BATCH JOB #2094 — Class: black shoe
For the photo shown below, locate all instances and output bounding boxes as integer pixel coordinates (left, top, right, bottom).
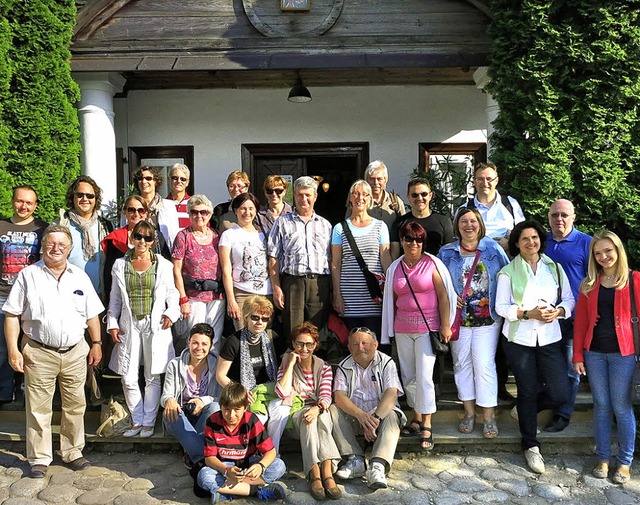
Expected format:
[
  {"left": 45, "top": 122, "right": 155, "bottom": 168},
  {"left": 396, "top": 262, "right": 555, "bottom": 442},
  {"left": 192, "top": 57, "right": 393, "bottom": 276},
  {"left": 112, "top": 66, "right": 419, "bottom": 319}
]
[
  {"left": 498, "top": 389, "right": 516, "bottom": 402},
  {"left": 543, "top": 415, "right": 570, "bottom": 433}
]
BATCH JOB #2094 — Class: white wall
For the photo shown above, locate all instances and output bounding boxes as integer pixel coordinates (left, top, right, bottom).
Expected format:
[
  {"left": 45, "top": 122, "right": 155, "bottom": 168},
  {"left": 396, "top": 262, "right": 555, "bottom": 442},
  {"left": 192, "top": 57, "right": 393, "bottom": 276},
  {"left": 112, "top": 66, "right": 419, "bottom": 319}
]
[{"left": 116, "top": 85, "right": 487, "bottom": 204}]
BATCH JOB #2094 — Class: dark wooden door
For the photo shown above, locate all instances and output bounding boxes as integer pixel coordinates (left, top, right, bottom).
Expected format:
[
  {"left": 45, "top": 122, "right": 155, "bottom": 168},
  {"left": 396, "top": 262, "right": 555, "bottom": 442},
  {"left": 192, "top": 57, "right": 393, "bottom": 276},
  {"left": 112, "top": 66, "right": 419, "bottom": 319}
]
[{"left": 254, "top": 157, "right": 306, "bottom": 207}]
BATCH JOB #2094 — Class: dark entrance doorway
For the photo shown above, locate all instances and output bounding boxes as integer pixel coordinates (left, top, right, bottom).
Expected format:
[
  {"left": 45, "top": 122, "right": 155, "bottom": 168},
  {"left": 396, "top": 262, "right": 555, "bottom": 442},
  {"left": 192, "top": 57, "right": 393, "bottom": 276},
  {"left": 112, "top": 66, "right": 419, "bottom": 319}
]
[{"left": 241, "top": 143, "right": 369, "bottom": 226}]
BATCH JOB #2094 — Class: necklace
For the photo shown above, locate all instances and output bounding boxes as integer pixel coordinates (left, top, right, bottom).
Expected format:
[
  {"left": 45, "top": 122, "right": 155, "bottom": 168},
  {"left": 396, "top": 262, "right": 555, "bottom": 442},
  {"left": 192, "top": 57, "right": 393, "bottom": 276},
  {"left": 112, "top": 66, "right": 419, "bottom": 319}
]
[
  {"left": 460, "top": 243, "right": 478, "bottom": 253},
  {"left": 404, "top": 256, "right": 420, "bottom": 268}
]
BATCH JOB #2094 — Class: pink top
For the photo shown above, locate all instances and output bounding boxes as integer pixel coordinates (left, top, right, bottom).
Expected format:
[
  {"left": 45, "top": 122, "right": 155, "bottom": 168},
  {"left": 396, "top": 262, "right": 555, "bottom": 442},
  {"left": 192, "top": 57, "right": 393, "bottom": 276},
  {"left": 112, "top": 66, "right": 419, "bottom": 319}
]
[
  {"left": 172, "top": 228, "right": 222, "bottom": 302},
  {"left": 393, "top": 255, "right": 440, "bottom": 333}
]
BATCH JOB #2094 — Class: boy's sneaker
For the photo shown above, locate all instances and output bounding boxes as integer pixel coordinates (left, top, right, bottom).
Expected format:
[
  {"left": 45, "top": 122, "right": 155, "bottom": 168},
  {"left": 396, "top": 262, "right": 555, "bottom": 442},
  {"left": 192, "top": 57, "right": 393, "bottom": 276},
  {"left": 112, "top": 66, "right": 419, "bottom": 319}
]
[
  {"left": 524, "top": 446, "right": 545, "bottom": 474},
  {"left": 256, "top": 482, "right": 287, "bottom": 501},
  {"left": 335, "top": 456, "right": 366, "bottom": 480},
  {"left": 210, "top": 491, "right": 234, "bottom": 504},
  {"left": 365, "top": 463, "right": 387, "bottom": 490}
]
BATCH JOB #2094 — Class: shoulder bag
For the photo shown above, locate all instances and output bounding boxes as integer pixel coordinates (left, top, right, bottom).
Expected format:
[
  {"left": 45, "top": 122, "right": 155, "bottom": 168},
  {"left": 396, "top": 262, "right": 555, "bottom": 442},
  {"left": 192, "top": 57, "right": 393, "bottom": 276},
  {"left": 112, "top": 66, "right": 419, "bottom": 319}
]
[
  {"left": 341, "top": 221, "right": 384, "bottom": 303},
  {"left": 450, "top": 249, "right": 482, "bottom": 341},
  {"left": 628, "top": 271, "right": 640, "bottom": 403},
  {"left": 399, "top": 260, "right": 449, "bottom": 355}
]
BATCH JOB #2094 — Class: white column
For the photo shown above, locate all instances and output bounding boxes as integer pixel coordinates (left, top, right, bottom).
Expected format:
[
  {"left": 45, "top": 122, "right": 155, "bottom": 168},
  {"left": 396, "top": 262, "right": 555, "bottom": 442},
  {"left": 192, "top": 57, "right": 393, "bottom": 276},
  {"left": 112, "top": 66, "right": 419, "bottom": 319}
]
[
  {"left": 74, "top": 72, "right": 126, "bottom": 214},
  {"left": 473, "top": 66, "right": 499, "bottom": 159}
]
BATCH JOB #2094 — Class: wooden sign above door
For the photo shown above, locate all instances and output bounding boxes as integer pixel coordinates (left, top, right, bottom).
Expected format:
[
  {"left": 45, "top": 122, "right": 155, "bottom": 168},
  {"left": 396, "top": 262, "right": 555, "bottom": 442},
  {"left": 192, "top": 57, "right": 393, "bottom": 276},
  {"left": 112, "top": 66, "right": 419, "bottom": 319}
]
[{"left": 243, "top": 0, "right": 343, "bottom": 36}]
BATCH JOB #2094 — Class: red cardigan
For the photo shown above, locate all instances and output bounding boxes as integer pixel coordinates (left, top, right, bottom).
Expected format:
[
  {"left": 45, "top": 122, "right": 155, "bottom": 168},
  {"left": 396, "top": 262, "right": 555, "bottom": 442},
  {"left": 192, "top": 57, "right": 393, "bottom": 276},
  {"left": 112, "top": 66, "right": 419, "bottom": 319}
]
[{"left": 573, "top": 271, "right": 640, "bottom": 362}]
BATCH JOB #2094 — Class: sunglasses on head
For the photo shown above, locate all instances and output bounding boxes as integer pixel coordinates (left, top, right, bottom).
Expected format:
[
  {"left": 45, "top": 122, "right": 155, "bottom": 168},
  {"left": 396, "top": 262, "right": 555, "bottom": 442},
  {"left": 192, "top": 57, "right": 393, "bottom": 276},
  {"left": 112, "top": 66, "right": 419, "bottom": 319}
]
[
  {"left": 133, "top": 233, "right": 154, "bottom": 243},
  {"left": 171, "top": 176, "right": 188, "bottom": 183},
  {"left": 410, "top": 191, "right": 430, "bottom": 199},
  {"left": 75, "top": 192, "right": 95, "bottom": 200},
  {"left": 249, "top": 314, "right": 270, "bottom": 323},
  {"left": 137, "top": 176, "right": 154, "bottom": 182},
  {"left": 189, "top": 209, "right": 211, "bottom": 217},
  {"left": 403, "top": 236, "right": 424, "bottom": 243},
  {"left": 126, "top": 207, "right": 146, "bottom": 214},
  {"left": 266, "top": 188, "right": 285, "bottom": 195}
]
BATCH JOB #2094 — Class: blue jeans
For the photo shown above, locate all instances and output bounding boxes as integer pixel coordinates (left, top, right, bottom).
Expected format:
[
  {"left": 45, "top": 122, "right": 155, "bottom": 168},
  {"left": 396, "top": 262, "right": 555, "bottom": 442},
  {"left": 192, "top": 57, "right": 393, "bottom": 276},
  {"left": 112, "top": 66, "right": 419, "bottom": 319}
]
[
  {"left": 163, "top": 402, "right": 219, "bottom": 463},
  {"left": 197, "top": 456, "right": 286, "bottom": 493},
  {"left": 0, "top": 310, "right": 15, "bottom": 401},
  {"left": 584, "top": 350, "right": 636, "bottom": 466},
  {"left": 555, "top": 319, "right": 581, "bottom": 419}
]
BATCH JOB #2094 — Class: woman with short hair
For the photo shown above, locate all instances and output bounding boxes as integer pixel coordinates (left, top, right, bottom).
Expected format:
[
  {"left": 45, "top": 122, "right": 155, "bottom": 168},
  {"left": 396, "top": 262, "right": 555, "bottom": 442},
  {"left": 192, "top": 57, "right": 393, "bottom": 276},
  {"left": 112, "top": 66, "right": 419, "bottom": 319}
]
[
  {"left": 257, "top": 175, "right": 292, "bottom": 234},
  {"left": 213, "top": 170, "right": 250, "bottom": 232}
]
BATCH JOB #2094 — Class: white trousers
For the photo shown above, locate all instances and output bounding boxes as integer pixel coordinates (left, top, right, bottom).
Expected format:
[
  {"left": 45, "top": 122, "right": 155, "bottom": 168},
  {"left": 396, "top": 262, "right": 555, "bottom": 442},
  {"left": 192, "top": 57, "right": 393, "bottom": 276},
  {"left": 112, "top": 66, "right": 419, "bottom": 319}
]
[
  {"left": 450, "top": 321, "right": 501, "bottom": 408},
  {"left": 173, "top": 298, "right": 226, "bottom": 355},
  {"left": 121, "top": 316, "right": 161, "bottom": 427},
  {"left": 395, "top": 332, "right": 436, "bottom": 414}
]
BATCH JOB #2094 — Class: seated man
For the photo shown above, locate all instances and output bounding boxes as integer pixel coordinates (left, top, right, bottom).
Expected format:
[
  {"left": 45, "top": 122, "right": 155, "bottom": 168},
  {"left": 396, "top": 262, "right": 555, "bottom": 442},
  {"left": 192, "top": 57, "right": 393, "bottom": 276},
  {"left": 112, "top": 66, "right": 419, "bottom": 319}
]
[
  {"left": 330, "top": 327, "right": 405, "bottom": 490},
  {"left": 196, "top": 383, "right": 287, "bottom": 502}
]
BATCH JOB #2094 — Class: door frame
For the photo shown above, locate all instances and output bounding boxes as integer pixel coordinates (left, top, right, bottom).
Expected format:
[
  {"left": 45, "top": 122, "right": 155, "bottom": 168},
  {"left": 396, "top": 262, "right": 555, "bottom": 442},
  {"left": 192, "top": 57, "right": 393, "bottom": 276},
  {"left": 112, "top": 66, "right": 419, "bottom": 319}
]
[{"left": 127, "top": 145, "right": 195, "bottom": 197}]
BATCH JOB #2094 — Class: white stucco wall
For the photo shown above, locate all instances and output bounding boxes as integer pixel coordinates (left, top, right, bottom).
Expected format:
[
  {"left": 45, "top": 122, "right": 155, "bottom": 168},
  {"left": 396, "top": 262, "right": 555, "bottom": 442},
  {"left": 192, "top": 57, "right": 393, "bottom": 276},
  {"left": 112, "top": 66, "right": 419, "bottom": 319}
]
[{"left": 115, "top": 85, "right": 487, "bottom": 204}]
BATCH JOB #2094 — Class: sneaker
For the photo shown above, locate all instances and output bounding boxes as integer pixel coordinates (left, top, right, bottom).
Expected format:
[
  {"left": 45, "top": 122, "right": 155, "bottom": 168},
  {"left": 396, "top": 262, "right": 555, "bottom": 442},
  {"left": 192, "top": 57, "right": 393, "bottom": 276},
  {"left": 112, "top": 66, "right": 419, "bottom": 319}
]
[
  {"left": 182, "top": 452, "right": 194, "bottom": 470},
  {"left": 210, "top": 491, "right": 234, "bottom": 504},
  {"left": 524, "top": 447, "right": 545, "bottom": 474},
  {"left": 335, "top": 456, "right": 366, "bottom": 480},
  {"left": 365, "top": 463, "right": 387, "bottom": 490},
  {"left": 256, "top": 482, "right": 287, "bottom": 501},
  {"left": 139, "top": 426, "right": 155, "bottom": 438},
  {"left": 123, "top": 425, "right": 142, "bottom": 437}
]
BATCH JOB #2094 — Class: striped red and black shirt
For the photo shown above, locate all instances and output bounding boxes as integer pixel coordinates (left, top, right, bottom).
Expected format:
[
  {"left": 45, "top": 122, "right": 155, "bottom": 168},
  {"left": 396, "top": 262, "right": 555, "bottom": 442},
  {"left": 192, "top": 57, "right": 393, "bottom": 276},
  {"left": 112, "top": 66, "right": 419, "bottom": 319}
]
[{"left": 203, "top": 410, "right": 273, "bottom": 467}]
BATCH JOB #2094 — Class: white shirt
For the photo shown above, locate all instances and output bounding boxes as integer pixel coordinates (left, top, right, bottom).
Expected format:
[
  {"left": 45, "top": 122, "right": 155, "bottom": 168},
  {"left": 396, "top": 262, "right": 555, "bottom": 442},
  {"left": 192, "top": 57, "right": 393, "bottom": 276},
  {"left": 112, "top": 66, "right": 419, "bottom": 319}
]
[
  {"left": 471, "top": 191, "right": 525, "bottom": 239},
  {"left": 495, "top": 259, "right": 575, "bottom": 347},
  {"left": 2, "top": 260, "right": 104, "bottom": 349}
]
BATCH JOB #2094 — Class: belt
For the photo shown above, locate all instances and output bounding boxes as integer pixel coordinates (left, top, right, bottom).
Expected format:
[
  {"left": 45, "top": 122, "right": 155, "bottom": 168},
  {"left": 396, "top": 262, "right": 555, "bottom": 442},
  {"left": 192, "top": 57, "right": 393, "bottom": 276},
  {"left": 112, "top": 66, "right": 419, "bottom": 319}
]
[
  {"left": 134, "top": 314, "right": 150, "bottom": 321},
  {"left": 30, "top": 339, "right": 79, "bottom": 354},
  {"left": 283, "top": 273, "right": 328, "bottom": 279}
]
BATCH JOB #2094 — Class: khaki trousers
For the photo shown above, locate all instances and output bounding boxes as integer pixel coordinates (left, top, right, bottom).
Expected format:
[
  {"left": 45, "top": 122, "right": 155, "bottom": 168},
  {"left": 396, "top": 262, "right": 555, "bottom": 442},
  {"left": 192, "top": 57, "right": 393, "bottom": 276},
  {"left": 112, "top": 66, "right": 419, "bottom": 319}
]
[
  {"left": 329, "top": 404, "right": 400, "bottom": 471},
  {"left": 281, "top": 274, "right": 330, "bottom": 339},
  {"left": 288, "top": 408, "right": 341, "bottom": 475},
  {"left": 22, "top": 337, "right": 89, "bottom": 466}
]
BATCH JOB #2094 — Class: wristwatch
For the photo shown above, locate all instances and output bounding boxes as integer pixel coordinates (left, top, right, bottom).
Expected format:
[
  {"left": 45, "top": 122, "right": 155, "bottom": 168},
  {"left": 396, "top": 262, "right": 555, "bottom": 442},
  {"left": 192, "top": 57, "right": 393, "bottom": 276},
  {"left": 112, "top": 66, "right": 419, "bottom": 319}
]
[
  {"left": 522, "top": 310, "right": 529, "bottom": 321},
  {"left": 372, "top": 412, "right": 382, "bottom": 421}
]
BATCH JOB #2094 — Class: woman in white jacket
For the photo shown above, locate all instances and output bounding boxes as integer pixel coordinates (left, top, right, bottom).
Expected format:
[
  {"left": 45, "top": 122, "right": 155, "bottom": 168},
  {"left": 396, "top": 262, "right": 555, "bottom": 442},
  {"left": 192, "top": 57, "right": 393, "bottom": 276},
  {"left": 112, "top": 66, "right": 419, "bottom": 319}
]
[{"left": 108, "top": 221, "right": 180, "bottom": 438}]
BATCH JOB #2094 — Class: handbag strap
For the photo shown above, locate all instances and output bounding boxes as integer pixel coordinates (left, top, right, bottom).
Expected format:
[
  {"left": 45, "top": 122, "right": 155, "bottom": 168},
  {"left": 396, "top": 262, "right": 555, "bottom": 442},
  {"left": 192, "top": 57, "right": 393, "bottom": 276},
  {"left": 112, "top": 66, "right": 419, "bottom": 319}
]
[
  {"left": 399, "top": 259, "right": 433, "bottom": 334},
  {"left": 629, "top": 270, "right": 640, "bottom": 357},
  {"left": 460, "top": 249, "right": 482, "bottom": 303},
  {"left": 341, "top": 220, "right": 369, "bottom": 273}
]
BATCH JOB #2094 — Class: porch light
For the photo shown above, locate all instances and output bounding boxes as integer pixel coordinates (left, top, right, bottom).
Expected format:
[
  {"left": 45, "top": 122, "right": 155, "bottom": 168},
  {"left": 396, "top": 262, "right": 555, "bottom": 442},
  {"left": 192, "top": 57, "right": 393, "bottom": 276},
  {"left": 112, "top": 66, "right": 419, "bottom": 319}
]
[{"left": 288, "top": 77, "right": 312, "bottom": 103}]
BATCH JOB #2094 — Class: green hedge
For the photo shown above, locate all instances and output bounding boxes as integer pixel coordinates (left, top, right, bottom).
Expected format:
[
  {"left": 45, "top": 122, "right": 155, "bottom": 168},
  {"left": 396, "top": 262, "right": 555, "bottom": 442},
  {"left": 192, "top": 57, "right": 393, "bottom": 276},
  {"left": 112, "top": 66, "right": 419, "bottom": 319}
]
[
  {"left": 0, "top": 0, "right": 80, "bottom": 222},
  {"left": 487, "top": 1, "right": 640, "bottom": 262}
]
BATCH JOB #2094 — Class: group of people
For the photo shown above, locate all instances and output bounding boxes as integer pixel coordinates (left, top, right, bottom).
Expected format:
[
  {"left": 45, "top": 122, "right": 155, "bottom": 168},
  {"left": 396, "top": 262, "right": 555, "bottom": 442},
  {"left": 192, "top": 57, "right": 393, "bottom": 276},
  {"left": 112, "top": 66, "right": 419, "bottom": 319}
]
[{"left": 0, "top": 158, "right": 636, "bottom": 498}]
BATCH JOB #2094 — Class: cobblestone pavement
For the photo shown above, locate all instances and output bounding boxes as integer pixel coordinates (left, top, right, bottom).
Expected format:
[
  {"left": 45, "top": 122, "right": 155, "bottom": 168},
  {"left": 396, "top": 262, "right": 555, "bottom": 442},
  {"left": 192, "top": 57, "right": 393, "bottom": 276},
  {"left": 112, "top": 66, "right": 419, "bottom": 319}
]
[{"left": 1, "top": 447, "right": 640, "bottom": 505}]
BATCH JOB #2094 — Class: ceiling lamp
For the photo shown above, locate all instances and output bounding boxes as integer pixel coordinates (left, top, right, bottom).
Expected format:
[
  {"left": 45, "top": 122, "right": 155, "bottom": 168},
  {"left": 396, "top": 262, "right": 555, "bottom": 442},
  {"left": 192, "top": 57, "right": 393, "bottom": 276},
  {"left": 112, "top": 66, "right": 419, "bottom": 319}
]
[{"left": 288, "top": 77, "right": 312, "bottom": 103}]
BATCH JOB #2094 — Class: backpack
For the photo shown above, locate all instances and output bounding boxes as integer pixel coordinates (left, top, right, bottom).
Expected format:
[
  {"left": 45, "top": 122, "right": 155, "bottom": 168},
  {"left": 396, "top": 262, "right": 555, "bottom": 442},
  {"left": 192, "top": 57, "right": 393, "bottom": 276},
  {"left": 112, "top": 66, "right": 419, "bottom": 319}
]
[{"left": 466, "top": 194, "right": 514, "bottom": 217}]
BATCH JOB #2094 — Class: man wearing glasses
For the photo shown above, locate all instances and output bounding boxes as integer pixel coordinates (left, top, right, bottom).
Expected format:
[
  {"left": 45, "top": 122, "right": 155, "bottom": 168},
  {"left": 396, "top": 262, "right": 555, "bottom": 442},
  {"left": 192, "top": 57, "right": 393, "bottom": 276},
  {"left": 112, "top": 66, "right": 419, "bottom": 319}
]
[
  {"left": 390, "top": 177, "right": 454, "bottom": 258},
  {"left": 458, "top": 162, "right": 525, "bottom": 252},
  {"left": 543, "top": 199, "right": 591, "bottom": 432},
  {"left": 0, "top": 186, "right": 48, "bottom": 403},
  {"left": 4, "top": 225, "right": 104, "bottom": 478},
  {"left": 166, "top": 163, "right": 191, "bottom": 229}
]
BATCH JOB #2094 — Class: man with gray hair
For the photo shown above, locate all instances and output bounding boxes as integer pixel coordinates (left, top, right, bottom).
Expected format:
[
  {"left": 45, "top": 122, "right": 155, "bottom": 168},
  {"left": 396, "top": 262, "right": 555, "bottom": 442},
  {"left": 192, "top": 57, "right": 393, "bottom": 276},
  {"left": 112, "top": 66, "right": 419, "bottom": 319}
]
[
  {"left": 364, "top": 160, "right": 405, "bottom": 233},
  {"left": 167, "top": 163, "right": 191, "bottom": 229},
  {"left": 4, "top": 224, "right": 104, "bottom": 478},
  {"left": 268, "top": 176, "right": 332, "bottom": 338}
]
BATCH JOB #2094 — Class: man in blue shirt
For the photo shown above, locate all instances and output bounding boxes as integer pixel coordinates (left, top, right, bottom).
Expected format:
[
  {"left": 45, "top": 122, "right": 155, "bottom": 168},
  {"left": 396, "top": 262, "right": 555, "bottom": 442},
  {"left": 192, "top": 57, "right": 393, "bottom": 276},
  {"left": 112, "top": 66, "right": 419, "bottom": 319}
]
[{"left": 544, "top": 199, "right": 592, "bottom": 432}]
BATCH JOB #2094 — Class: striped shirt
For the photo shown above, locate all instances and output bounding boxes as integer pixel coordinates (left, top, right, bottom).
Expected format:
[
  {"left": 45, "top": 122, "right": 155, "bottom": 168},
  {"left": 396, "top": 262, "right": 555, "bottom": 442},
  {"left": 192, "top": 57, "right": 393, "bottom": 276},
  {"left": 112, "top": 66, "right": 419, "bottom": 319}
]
[
  {"left": 332, "top": 218, "right": 388, "bottom": 317},
  {"left": 267, "top": 210, "right": 332, "bottom": 276},
  {"left": 275, "top": 361, "right": 333, "bottom": 408},
  {"left": 167, "top": 193, "right": 190, "bottom": 230},
  {"left": 203, "top": 410, "right": 273, "bottom": 467},
  {"left": 124, "top": 251, "right": 157, "bottom": 318}
]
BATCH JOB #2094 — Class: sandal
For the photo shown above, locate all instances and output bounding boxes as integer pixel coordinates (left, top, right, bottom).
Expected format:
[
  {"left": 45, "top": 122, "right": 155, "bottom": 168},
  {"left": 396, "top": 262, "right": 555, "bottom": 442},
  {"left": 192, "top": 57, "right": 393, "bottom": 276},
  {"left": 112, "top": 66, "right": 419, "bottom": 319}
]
[
  {"left": 420, "top": 426, "right": 434, "bottom": 451},
  {"left": 322, "top": 476, "right": 342, "bottom": 500},
  {"left": 401, "top": 419, "right": 421, "bottom": 437},
  {"left": 483, "top": 420, "right": 498, "bottom": 439},
  {"left": 307, "top": 476, "right": 325, "bottom": 501},
  {"left": 458, "top": 415, "right": 476, "bottom": 434}
]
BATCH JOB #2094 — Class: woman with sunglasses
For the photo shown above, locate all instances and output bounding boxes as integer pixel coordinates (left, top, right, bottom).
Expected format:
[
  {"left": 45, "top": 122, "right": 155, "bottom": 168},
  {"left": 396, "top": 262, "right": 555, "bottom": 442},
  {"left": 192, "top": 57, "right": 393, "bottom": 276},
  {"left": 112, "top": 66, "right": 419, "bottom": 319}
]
[
  {"left": 257, "top": 176, "right": 292, "bottom": 234},
  {"left": 573, "top": 231, "right": 638, "bottom": 483},
  {"left": 133, "top": 166, "right": 179, "bottom": 259},
  {"left": 172, "top": 195, "right": 225, "bottom": 355},
  {"left": 219, "top": 193, "right": 272, "bottom": 330},
  {"left": 438, "top": 208, "right": 509, "bottom": 438},
  {"left": 381, "top": 221, "right": 456, "bottom": 451},
  {"left": 271, "top": 322, "right": 342, "bottom": 500},
  {"left": 107, "top": 220, "right": 180, "bottom": 438},
  {"left": 331, "top": 180, "right": 391, "bottom": 353}
]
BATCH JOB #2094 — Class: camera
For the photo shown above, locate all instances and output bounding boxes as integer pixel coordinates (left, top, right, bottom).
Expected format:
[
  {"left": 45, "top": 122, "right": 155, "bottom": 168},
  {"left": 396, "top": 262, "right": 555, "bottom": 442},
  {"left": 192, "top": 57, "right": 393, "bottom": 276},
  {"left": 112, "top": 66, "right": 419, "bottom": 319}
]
[{"left": 183, "top": 402, "right": 196, "bottom": 414}]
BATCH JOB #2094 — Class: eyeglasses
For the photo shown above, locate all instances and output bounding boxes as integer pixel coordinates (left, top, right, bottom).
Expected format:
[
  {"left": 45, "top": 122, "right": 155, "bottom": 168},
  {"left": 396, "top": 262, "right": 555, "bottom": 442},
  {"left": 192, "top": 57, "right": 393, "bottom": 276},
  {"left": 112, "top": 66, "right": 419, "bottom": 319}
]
[
  {"left": 132, "top": 233, "right": 154, "bottom": 243},
  {"left": 75, "top": 192, "right": 95, "bottom": 200},
  {"left": 403, "top": 236, "right": 424, "bottom": 244},
  {"left": 294, "top": 341, "right": 316, "bottom": 350},
  {"left": 126, "top": 207, "right": 146, "bottom": 214},
  {"left": 137, "top": 176, "right": 154, "bottom": 182},
  {"left": 171, "top": 176, "right": 188, "bottom": 183},
  {"left": 228, "top": 184, "right": 246, "bottom": 191},
  {"left": 474, "top": 176, "right": 498, "bottom": 183},
  {"left": 410, "top": 191, "right": 430, "bottom": 199},
  {"left": 189, "top": 209, "right": 211, "bottom": 217},
  {"left": 550, "top": 212, "right": 573, "bottom": 219},
  {"left": 45, "top": 243, "right": 70, "bottom": 251},
  {"left": 249, "top": 314, "right": 270, "bottom": 323},
  {"left": 266, "top": 188, "right": 285, "bottom": 195}
]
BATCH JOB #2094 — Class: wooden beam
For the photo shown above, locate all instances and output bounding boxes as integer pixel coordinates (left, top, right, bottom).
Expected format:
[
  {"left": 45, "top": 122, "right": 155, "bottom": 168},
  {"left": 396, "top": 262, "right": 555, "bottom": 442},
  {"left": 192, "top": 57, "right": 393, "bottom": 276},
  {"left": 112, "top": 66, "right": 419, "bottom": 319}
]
[
  {"left": 465, "top": 0, "right": 493, "bottom": 19},
  {"left": 74, "top": 0, "right": 134, "bottom": 40}
]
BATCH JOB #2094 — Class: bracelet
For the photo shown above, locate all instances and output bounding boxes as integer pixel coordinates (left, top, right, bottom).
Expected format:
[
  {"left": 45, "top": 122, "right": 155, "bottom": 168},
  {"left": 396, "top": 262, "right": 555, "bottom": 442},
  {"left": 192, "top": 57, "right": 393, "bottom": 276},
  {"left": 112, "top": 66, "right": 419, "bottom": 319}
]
[
  {"left": 91, "top": 341, "right": 102, "bottom": 345},
  {"left": 316, "top": 404, "right": 325, "bottom": 414},
  {"left": 179, "top": 296, "right": 189, "bottom": 305},
  {"left": 257, "top": 462, "right": 266, "bottom": 475},
  {"left": 372, "top": 412, "right": 382, "bottom": 421}
]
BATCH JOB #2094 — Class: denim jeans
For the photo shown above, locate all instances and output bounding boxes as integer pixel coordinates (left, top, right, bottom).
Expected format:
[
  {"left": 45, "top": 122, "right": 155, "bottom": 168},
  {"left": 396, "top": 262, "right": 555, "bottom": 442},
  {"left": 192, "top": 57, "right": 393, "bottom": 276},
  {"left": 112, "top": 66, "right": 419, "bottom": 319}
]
[
  {"left": 554, "top": 319, "right": 581, "bottom": 420},
  {"left": 0, "top": 310, "right": 15, "bottom": 401},
  {"left": 502, "top": 338, "right": 569, "bottom": 450},
  {"left": 163, "top": 402, "right": 219, "bottom": 463},
  {"left": 584, "top": 350, "right": 636, "bottom": 466},
  {"left": 197, "top": 455, "right": 286, "bottom": 493}
]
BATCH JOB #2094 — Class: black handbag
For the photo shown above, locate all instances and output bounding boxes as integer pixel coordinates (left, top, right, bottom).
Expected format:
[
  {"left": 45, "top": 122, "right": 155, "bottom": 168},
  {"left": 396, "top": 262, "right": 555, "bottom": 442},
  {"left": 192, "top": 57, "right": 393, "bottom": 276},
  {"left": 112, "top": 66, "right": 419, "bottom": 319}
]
[
  {"left": 399, "top": 260, "right": 449, "bottom": 355},
  {"left": 628, "top": 271, "right": 640, "bottom": 403},
  {"left": 341, "top": 221, "right": 384, "bottom": 303}
]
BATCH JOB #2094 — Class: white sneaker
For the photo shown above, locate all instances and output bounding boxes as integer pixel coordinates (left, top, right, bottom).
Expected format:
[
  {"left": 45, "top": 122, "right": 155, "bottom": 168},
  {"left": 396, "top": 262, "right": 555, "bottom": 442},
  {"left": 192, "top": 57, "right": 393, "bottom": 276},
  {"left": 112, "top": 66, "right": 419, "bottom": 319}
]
[
  {"left": 524, "top": 446, "right": 545, "bottom": 474},
  {"left": 365, "top": 463, "right": 387, "bottom": 489},
  {"left": 335, "top": 456, "right": 366, "bottom": 480},
  {"left": 139, "top": 426, "right": 155, "bottom": 438},
  {"left": 123, "top": 425, "right": 142, "bottom": 437}
]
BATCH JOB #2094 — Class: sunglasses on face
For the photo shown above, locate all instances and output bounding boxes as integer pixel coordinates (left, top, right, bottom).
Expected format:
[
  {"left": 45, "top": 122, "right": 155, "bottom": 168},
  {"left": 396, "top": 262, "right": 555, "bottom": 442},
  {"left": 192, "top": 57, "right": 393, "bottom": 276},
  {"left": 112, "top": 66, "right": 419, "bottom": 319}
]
[
  {"left": 403, "top": 236, "right": 424, "bottom": 244},
  {"left": 137, "top": 176, "right": 154, "bottom": 182},
  {"left": 189, "top": 209, "right": 211, "bottom": 217},
  {"left": 410, "top": 191, "right": 430, "bottom": 199},
  {"left": 171, "top": 176, "right": 188, "bottom": 183},
  {"left": 132, "top": 233, "right": 154, "bottom": 243},
  {"left": 75, "top": 192, "right": 95, "bottom": 200},
  {"left": 266, "top": 188, "right": 285, "bottom": 195},
  {"left": 249, "top": 314, "right": 270, "bottom": 323},
  {"left": 126, "top": 207, "right": 146, "bottom": 215}
]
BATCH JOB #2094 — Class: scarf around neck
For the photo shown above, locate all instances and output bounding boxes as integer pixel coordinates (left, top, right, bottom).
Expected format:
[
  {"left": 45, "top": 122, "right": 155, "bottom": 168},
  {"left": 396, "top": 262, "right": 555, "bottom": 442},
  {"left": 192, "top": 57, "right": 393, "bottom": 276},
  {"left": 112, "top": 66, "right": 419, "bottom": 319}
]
[
  {"left": 239, "top": 327, "right": 278, "bottom": 391},
  {"left": 67, "top": 209, "right": 98, "bottom": 260}
]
